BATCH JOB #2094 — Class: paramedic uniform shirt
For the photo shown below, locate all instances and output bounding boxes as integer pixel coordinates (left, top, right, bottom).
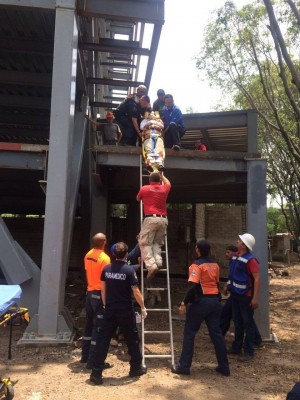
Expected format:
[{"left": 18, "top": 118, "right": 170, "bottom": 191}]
[{"left": 101, "top": 260, "right": 139, "bottom": 308}]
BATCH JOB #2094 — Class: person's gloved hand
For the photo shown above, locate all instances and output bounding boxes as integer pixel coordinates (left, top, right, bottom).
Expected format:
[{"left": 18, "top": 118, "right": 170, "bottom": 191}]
[{"left": 141, "top": 308, "right": 147, "bottom": 319}]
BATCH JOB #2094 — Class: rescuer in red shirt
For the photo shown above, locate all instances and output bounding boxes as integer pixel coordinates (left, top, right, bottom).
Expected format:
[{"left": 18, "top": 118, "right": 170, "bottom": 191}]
[{"left": 136, "top": 172, "right": 171, "bottom": 279}]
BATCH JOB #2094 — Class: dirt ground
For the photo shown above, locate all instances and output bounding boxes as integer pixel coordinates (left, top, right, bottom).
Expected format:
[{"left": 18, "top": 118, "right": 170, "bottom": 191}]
[{"left": 1, "top": 263, "right": 300, "bottom": 400}]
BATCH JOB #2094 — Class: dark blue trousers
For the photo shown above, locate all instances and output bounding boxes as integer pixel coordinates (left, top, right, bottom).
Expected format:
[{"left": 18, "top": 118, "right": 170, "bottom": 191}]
[
  {"left": 81, "top": 290, "right": 104, "bottom": 360},
  {"left": 115, "top": 115, "right": 137, "bottom": 146},
  {"left": 220, "top": 295, "right": 262, "bottom": 346},
  {"left": 164, "top": 123, "right": 184, "bottom": 148},
  {"left": 178, "top": 297, "right": 229, "bottom": 372},
  {"left": 91, "top": 306, "right": 142, "bottom": 371},
  {"left": 231, "top": 293, "right": 257, "bottom": 355}
]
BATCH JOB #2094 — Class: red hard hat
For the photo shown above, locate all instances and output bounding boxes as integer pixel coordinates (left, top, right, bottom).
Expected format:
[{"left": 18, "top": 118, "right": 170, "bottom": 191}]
[{"left": 106, "top": 112, "right": 114, "bottom": 118}]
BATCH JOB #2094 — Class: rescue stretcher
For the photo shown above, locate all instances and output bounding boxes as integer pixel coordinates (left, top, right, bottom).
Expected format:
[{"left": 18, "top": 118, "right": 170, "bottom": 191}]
[{"left": 0, "top": 285, "right": 29, "bottom": 400}]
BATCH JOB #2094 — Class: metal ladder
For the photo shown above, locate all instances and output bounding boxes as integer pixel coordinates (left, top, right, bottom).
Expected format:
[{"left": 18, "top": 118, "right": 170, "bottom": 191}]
[{"left": 139, "top": 155, "right": 175, "bottom": 367}]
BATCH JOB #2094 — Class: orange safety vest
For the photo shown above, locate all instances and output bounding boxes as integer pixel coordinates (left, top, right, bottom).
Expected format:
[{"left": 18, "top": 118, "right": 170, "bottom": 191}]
[
  {"left": 188, "top": 261, "right": 219, "bottom": 295},
  {"left": 84, "top": 248, "right": 111, "bottom": 291}
]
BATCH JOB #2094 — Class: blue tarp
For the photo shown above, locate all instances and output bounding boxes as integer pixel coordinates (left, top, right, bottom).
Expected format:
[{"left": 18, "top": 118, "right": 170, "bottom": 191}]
[{"left": 0, "top": 285, "right": 22, "bottom": 315}]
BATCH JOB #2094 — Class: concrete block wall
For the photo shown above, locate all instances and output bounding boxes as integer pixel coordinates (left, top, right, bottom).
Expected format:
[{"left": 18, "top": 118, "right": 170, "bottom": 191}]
[
  {"left": 205, "top": 205, "right": 246, "bottom": 274},
  {"left": 167, "top": 208, "right": 194, "bottom": 274},
  {"left": 195, "top": 204, "right": 205, "bottom": 240}
]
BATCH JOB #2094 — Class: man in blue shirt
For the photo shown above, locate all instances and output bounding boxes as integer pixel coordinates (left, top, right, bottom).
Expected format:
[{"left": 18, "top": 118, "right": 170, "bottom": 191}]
[
  {"left": 89, "top": 242, "right": 147, "bottom": 385},
  {"left": 162, "top": 94, "right": 185, "bottom": 150}
]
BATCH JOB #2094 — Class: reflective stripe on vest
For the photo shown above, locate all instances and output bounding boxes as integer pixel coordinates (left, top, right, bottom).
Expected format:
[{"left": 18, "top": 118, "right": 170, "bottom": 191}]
[
  {"left": 228, "top": 252, "right": 254, "bottom": 295},
  {"left": 232, "top": 282, "right": 247, "bottom": 289}
]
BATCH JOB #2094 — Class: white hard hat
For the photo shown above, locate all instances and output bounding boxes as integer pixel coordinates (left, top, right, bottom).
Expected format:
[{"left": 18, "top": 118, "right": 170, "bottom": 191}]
[{"left": 239, "top": 233, "right": 255, "bottom": 251}]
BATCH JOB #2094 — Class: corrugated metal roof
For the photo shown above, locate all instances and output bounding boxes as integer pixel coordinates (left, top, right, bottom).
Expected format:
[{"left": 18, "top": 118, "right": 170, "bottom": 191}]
[{"left": 181, "top": 126, "right": 248, "bottom": 151}]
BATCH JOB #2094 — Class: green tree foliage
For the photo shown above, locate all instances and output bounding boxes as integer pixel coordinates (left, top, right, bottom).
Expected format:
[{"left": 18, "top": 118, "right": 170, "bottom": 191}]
[
  {"left": 196, "top": 0, "right": 300, "bottom": 237},
  {"left": 267, "top": 207, "right": 287, "bottom": 235}
]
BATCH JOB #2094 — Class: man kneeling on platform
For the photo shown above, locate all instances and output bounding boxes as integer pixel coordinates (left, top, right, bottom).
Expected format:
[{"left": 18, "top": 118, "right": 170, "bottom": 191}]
[{"left": 140, "top": 111, "right": 165, "bottom": 172}]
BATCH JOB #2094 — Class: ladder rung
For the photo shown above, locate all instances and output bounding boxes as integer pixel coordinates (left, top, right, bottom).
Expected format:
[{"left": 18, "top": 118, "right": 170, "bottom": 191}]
[
  {"left": 144, "top": 330, "right": 171, "bottom": 334},
  {"left": 146, "top": 288, "right": 167, "bottom": 291},
  {"left": 142, "top": 268, "right": 167, "bottom": 272},
  {"left": 146, "top": 308, "right": 169, "bottom": 311},
  {"left": 144, "top": 355, "right": 172, "bottom": 358}
]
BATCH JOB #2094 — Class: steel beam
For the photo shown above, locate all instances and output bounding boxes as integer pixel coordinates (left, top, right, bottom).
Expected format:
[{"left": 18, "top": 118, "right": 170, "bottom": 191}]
[
  {"left": 87, "top": 77, "right": 144, "bottom": 87},
  {"left": 90, "top": 177, "right": 108, "bottom": 236},
  {"left": 28, "top": 3, "right": 78, "bottom": 343},
  {"left": 0, "top": 0, "right": 55, "bottom": 9},
  {"left": 109, "top": 24, "right": 133, "bottom": 36},
  {"left": 68, "top": 96, "right": 88, "bottom": 234},
  {"left": 0, "top": 38, "right": 54, "bottom": 55},
  {"left": 78, "top": 0, "right": 165, "bottom": 24},
  {"left": 95, "top": 151, "right": 248, "bottom": 172},
  {"left": 0, "top": 71, "right": 52, "bottom": 87},
  {"left": 144, "top": 23, "right": 163, "bottom": 88},
  {"left": 107, "top": 55, "right": 132, "bottom": 61},
  {"left": 0, "top": 219, "right": 41, "bottom": 316},
  {"left": 0, "top": 128, "right": 49, "bottom": 140},
  {"left": 77, "top": 50, "right": 88, "bottom": 94},
  {"left": 183, "top": 111, "right": 249, "bottom": 130},
  {"left": 61, "top": 96, "right": 88, "bottom": 287},
  {"left": 103, "top": 95, "right": 126, "bottom": 101},
  {"left": 0, "top": 151, "right": 46, "bottom": 170},
  {"left": 90, "top": 101, "right": 119, "bottom": 109},
  {"left": 0, "top": 113, "right": 50, "bottom": 126},
  {"left": 247, "top": 111, "right": 258, "bottom": 153},
  {"left": 109, "top": 188, "right": 247, "bottom": 204},
  {"left": 108, "top": 72, "right": 132, "bottom": 80},
  {"left": 81, "top": 41, "right": 150, "bottom": 56},
  {"left": 0, "top": 95, "right": 51, "bottom": 109},
  {"left": 247, "top": 159, "right": 269, "bottom": 339},
  {"left": 101, "top": 62, "right": 136, "bottom": 69},
  {"left": 0, "top": 197, "right": 45, "bottom": 215}
]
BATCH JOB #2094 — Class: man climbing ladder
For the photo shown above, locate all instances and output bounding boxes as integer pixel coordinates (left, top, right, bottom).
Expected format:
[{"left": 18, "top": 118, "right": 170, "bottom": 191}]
[{"left": 136, "top": 172, "right": 171, "bottom": 279}]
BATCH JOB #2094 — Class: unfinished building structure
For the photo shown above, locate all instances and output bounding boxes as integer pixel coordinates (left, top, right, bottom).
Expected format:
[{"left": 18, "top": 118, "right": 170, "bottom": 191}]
[{"left": 0, "top": 0, "right": 269, "bottom": 343}]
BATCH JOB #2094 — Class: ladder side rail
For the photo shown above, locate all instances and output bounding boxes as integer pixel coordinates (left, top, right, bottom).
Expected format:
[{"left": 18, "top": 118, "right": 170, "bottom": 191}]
[
  {"left": 165, "top": 235, "right": 175, "bottom": 366},
  {"left": 139, "top": 153, "right": 174, "bottom": 367},
  {"left": 139, "top": 154, "right": 146, "bottom": 366}
]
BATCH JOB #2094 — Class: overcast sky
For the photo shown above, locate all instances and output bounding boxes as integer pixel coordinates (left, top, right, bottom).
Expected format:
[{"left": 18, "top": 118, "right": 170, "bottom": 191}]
[{"left": 147, "top": 0, "right": 251, "bottom": 113}]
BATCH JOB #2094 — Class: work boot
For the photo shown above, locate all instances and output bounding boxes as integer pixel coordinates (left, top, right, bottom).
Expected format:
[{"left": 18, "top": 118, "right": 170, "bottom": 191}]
[
  {"left": 227, "top": 347, "right": 242, "bottom": 355},
  {"left": 215, "top": 366, "right": 230, "bottom": 376},
  {"left": 238, "top": 353, "right": 254, "bottom": 362},
  {"left": 254, "top": 342, "right": 265, "bottom": 350},
  {"left": 129, "top": 365, "right": 147, "bottom": 377},
  {"left": 90, "top": 370, "right": 103, "bottom": 385},
  {"left": 80, "top": 355, "right": 88, "bottom": 363},
  {"left": 86, "top": 361, "right": 112, "bottom": 371},
  {"left": 171, "top": 365, "right": 190, "bottom": 375}
]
